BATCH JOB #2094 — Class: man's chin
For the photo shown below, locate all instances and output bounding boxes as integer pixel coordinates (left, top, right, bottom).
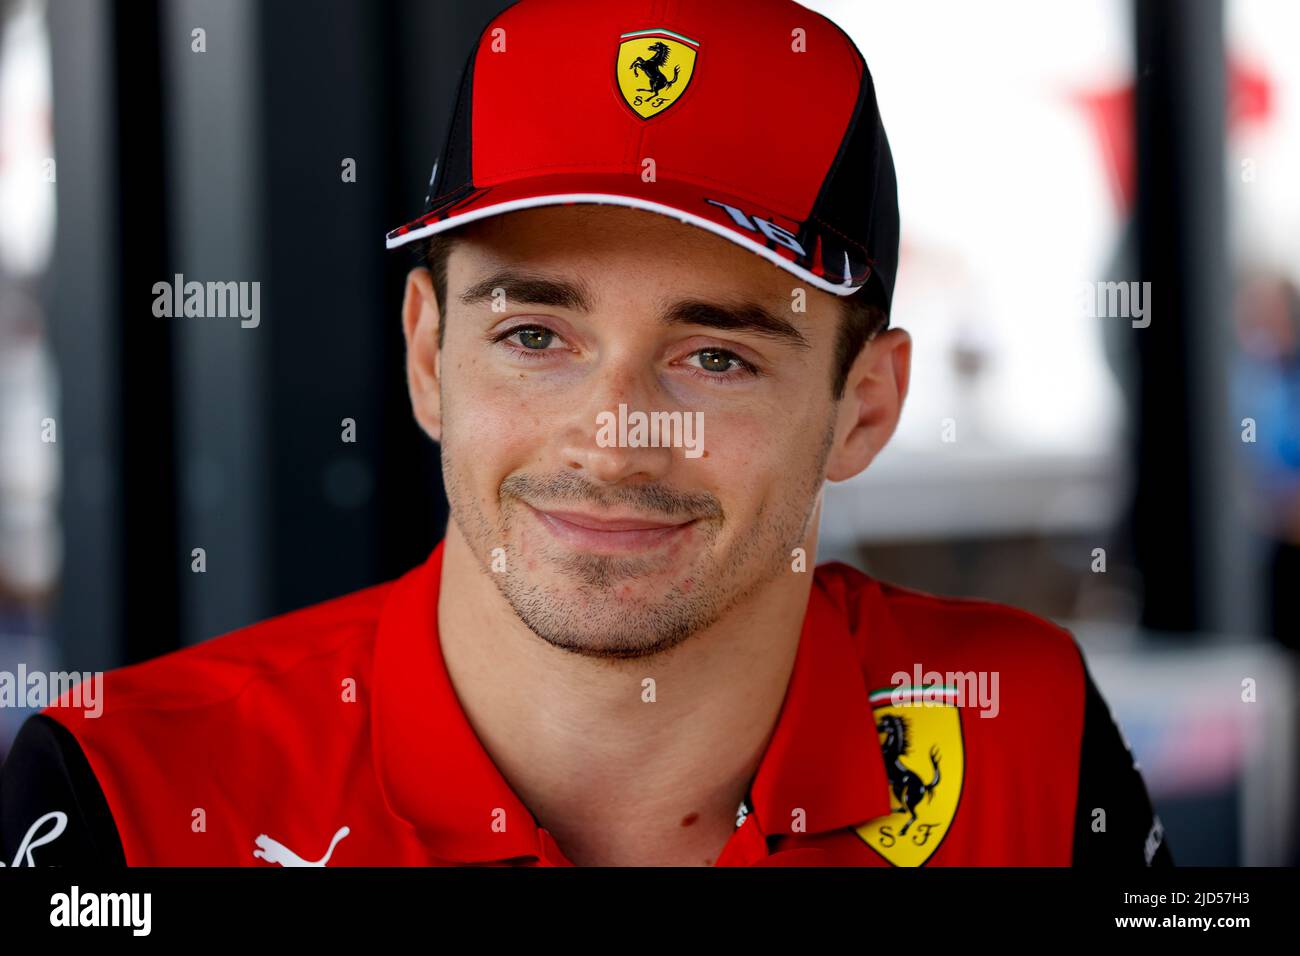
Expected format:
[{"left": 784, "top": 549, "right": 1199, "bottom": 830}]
[
  {"left": 539, "top": 554, "right": 685, "bottom": 591},
  {"left": 517, "top": 616, "right": 699, "bottom": 660},
  {"left": 496, "top": 572, "right": 720, "bottom": 660}
]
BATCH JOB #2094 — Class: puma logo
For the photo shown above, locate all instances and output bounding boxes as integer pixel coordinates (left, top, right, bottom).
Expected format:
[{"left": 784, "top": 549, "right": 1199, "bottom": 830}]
[{"left": 252, "top": 826, "right": 350, "bottom": 867}]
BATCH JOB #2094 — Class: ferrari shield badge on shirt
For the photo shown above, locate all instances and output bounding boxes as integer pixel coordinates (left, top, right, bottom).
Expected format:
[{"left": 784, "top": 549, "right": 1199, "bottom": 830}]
[
  {"left": 855, "top": 686, "right": 966, "bottom": 866},
  {"left": 616, "top": 28, "right": 699, "bottom": 119}
]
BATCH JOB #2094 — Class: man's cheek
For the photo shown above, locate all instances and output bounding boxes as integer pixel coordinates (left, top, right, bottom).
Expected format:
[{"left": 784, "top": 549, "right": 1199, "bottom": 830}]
[
  {"left": 682, "top": 411, "right": 781, "bottom": 475},
  {"left": 447, "top": 369, "right": 549, "bottom": 448},
  {"left": 709, "top": 420, "right": 815, "bottom": 502}
]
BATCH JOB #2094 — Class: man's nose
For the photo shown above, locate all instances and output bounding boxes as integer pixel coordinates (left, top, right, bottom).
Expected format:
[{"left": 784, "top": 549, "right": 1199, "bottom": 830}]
[{"left": 557, "top": 360, "right": 677, "bottom": 486}]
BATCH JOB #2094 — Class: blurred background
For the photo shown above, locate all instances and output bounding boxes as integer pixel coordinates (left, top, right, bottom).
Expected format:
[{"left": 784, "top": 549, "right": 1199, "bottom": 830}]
[{"left": 0, "top": 0, "right": 1296, "bottom": 865}]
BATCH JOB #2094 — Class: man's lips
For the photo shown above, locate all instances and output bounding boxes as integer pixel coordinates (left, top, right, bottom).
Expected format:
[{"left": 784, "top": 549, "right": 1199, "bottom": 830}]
[
  {"left": 523, "top": 503, "right": 698, "bottom": 553},
  {"left": 536, "top": 508, "right": 687, "bottom": 532}
]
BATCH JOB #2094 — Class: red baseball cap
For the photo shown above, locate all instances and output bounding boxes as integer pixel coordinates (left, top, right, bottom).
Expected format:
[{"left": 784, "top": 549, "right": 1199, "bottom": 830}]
[{"left": 386, "top": 0, "right": 899, "bottom": 310}]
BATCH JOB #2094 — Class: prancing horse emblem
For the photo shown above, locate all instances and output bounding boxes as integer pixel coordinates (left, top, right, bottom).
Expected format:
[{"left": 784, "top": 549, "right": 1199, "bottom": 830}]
[
  {"left": 616, "top": 28, "right": 700, "bottom": 120},
  {"left": 877, "top": 712, "right": 941, "bottom": 836},
  {"left": 855, "top": 686, "right": 965, "bottom": 866}
]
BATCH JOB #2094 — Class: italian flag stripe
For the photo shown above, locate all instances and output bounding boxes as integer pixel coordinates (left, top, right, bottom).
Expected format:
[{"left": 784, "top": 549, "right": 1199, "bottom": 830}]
[
  {"left": 620, "top": 28, "right": 700, "bottom": 47},
  {"left": 869, "top": 686, "right": 961, "bottom": 704}
]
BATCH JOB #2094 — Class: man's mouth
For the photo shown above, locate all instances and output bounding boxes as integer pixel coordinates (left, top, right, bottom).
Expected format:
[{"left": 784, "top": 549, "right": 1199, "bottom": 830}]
[{"left": 523, "top": 502, "right": 699, "bottom": 554}]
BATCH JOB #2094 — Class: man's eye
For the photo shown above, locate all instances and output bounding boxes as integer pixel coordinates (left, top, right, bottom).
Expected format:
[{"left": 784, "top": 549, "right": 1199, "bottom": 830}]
[
  {"left": 492, "top": 326, "right": 561, "bottom": 352},
  {"left": 512, "top": 327, "right": 556, "bottom": 350},
  {"left": 688, "top": 349, "right": 755, "bottom": 375}
]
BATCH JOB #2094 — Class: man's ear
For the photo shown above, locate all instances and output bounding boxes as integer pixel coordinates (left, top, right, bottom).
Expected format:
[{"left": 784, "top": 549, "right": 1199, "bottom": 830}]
[
  {"left": 402, "top": 266, "right": 443, "bottom": 442},
  {"left": 825, "top": 327, "right": 912, "bottom": 482}
]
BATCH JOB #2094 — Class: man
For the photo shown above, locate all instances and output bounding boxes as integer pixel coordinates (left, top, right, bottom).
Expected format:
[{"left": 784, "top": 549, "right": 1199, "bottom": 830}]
[{"left": 0, "top": 0, "right": 1170, "bottom": 867}]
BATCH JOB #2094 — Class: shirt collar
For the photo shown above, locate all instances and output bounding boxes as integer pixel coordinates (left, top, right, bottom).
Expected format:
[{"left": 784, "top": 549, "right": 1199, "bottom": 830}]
[
  {"left": 745, "top": 568, "right": 894, "bottom": 841},
  {"left": 372, "top": 539, "right": 547, "bottom": 863},
  {"left": 372, "top": 540, "right": 892, "bottom": 863}
]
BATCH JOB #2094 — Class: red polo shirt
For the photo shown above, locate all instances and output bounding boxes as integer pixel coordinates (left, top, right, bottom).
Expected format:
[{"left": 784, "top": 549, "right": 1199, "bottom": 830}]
[
  {"left": 375, "top": 539, "right": 895, "bottom": 866},
  {"left": 1, "top": 539, "right": 1171, "bottom": 866}
]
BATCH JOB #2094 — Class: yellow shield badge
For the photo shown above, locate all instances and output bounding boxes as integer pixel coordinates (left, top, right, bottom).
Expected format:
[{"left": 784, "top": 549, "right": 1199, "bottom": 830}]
[
  {"left": 855, "top": 686, "right": 966, "bottom": 866},
  {"left": 616, "top": 28, "right": 699, "bottom": 120}
]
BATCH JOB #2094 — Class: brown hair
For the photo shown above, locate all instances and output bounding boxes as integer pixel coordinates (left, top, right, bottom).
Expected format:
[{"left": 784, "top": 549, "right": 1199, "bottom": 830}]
[{"left": 415, "top": 232, "right": 887, "bottom": 400}]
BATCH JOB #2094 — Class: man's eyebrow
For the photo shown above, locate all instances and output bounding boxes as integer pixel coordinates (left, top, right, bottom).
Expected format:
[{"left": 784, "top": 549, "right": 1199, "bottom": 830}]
[
  {"left": 458, "top": 272, "right": 810, "bottom": 351},
  {"left": 458, "top": 270, "right": 593, "bottom": 312},
  {"left": 661, "top": 299, "right": 811, "bottom": 350}
]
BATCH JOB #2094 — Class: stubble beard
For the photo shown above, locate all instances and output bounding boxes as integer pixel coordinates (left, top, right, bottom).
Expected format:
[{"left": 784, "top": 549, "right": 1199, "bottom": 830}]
[{"left": 441, "top": 417, "right": 836, "bottom": 661}]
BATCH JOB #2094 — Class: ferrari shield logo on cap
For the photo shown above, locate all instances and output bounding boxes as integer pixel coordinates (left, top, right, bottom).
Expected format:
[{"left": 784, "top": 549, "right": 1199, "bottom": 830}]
[
  {"left": 855, "top": 687, "right": 966, "bottom": 866},
  {"left": 616, "top": 28, "right": 699, "bottom": 120}
]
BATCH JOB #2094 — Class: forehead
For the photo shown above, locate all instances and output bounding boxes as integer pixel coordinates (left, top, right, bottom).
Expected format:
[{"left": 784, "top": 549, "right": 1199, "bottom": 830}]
[{"left": 446, "top": 205, "right": 822, "bottom": 310}]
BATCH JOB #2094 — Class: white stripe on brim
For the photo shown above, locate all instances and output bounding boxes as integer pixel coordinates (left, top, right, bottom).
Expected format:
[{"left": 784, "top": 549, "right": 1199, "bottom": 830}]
[{"left": 385, "top": 192, "right": 862, "bottom": 297}]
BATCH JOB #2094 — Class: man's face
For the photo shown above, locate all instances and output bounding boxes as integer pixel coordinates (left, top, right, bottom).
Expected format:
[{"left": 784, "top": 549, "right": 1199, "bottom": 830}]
[{"left": 428, "top": 205, "right": 853, "bottom": 659}]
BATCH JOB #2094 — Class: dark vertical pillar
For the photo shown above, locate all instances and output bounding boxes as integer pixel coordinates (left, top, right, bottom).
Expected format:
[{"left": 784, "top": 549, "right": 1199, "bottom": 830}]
[
  {"left": 1134, "top": 0, "right": 1246, "bottom": 635},
  {"left": 257, "top": 0, "right": 389, "bottom": 611},
  {"left": 112, "top": 0, "right": 181, "bottom": 664}
]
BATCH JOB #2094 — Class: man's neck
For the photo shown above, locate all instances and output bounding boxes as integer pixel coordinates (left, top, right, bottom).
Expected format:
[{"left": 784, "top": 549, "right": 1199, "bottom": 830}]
[{"left": 436, "top": 522, "right": 816, "bottom": 866}]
